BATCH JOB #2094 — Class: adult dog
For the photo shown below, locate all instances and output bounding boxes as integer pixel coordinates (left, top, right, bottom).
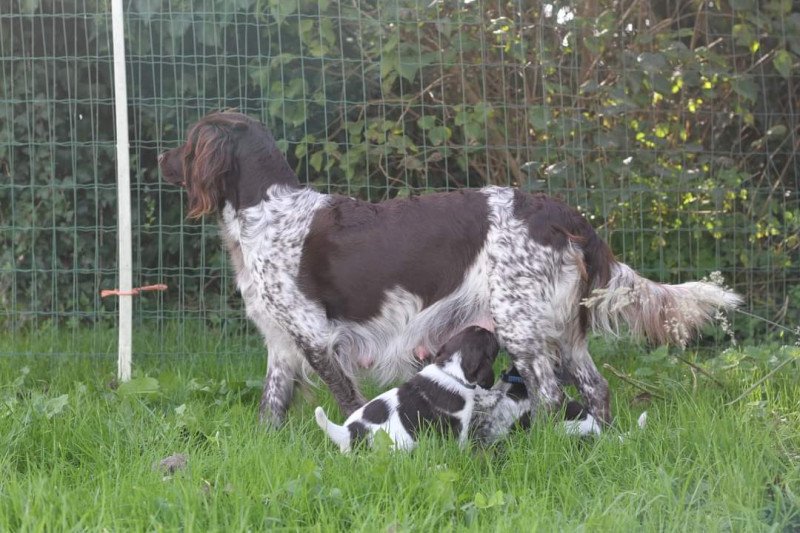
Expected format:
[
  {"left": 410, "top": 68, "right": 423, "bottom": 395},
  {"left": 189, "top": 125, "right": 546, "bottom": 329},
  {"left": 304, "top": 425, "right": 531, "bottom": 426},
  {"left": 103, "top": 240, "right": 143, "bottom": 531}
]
[{"left": 159, "top": 110, "right": 741, "bottom": 427}]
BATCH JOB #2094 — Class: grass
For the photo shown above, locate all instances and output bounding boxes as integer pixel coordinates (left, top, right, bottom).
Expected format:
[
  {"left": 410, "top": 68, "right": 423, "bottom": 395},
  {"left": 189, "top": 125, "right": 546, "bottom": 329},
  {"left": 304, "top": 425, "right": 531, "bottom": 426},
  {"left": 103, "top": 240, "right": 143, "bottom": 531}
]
[{"left": 0, "top": 327, "right": 799, "bottom": 531}]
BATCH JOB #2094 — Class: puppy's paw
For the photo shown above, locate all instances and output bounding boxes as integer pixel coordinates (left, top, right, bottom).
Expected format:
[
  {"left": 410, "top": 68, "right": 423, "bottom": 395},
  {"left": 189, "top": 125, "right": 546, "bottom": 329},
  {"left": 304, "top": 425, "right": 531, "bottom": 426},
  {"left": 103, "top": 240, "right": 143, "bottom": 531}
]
[{"left": 637, "top": 411, "right": 648, "bottom": 429}]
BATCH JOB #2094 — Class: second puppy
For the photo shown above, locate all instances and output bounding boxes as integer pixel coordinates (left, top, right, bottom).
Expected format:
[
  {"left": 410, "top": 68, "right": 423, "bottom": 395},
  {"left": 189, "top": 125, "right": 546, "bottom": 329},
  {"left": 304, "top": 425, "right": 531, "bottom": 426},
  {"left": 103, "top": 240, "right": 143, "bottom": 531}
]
[
  {"left": 472, "top": 365, "right": 603, "bottom": 445},
  {"left": 315, "top": 326, "right": 498, "bottom": 452}
]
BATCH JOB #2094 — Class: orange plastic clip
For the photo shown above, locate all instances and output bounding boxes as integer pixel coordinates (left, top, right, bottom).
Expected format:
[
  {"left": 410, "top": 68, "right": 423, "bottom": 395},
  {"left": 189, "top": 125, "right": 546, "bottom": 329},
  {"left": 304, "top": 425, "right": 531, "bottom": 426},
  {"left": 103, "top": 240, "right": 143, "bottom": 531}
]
[{"left": 100, "top": 284, "right": 168, "bottom": 298}]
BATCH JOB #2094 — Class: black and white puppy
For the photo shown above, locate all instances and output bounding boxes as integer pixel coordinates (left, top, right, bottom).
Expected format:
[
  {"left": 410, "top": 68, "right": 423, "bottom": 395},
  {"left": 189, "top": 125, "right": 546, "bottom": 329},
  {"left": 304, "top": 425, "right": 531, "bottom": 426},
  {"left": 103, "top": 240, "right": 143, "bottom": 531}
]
[
  {"left": 472, "top": 365, "right": 602, "bottom": 445},
  {"left": 315, "top": 326, "right": 498, "bottom": 452}
]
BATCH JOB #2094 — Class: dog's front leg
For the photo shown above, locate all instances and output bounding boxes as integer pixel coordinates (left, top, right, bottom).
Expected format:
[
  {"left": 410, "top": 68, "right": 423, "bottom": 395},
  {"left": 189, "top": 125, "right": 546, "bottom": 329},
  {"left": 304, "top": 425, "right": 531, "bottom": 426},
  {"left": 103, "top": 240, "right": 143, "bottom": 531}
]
[
  {"left": 257, "top": 322, "right": 365, "bottom": 423},
  {"left": 259, "top": 290, "right": 366, "bottom": 418},
  {"left": 254, "top": 319, "right": 306, "bottom": 427},
  {"left": 304, "top": 346, "right": 366, "bottom": 417},
  {"left": 259, "top": 358, "right": 297, "bottom": 427}
]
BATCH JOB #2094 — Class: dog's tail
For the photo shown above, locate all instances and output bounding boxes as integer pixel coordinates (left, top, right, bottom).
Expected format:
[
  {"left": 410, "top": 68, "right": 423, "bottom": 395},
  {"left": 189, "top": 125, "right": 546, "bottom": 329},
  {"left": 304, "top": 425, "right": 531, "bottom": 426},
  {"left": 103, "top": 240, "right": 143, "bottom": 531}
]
[
  {"left": 583, "top": 261, "right": 742, "bottom": 347},
  {"left": 314, "top": 406, "right": 351, "bottom": 452}
]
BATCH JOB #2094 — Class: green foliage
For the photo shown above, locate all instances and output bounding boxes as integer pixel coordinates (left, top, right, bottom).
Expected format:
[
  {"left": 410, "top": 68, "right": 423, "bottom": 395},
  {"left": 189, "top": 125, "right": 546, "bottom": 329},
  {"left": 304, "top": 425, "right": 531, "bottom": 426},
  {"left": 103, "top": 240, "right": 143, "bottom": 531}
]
[
  {"left": 0, "top": 0, "right": 797, "bottom": 337},
  {"left": 116, "top": 376, "right": 161, "bottom": 396}
]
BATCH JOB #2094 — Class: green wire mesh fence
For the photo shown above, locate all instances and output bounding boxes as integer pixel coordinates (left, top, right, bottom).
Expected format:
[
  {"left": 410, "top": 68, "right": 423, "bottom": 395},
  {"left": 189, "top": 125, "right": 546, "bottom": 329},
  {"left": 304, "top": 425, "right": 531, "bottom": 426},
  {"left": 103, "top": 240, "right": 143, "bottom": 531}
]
[{"left": 1, "top": 0, "right": 798, "bottom": 358}]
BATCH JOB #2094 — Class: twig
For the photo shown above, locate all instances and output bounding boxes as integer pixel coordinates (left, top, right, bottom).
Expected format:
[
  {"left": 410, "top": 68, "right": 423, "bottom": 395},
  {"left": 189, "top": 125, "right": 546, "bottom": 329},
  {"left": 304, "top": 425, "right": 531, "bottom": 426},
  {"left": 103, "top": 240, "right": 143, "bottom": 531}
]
[
  {"left": 673, "top": 354, "right": 725, "bottom": 388},
  {"left": 689, "top": 0, "right": 706, "bottom": 51},
  {"left": 724, "top": 356, "right": 798, "bottom": 406},
  {"left": 735, "top": 308, "right": 799, "bottom": 336},
  {"left": 603, "top": 363, "right": 665, "bottom": 400}
]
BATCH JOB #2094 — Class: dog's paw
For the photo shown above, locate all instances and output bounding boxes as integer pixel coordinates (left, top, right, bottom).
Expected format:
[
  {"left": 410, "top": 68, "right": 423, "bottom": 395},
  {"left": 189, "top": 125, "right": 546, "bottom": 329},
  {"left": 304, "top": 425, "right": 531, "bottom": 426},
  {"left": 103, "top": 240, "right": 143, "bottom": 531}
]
[
  {"left": 154, "top": 453, "right": 187, "bottom": 475},
  {"left": 258, "top": 410, "right": 286, "bottom": 430}
]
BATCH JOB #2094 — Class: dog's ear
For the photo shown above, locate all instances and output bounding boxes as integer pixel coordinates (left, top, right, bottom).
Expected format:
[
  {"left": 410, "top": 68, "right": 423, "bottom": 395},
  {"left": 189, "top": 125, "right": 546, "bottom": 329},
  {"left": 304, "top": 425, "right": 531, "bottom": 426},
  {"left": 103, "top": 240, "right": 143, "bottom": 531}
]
[
  {"left": 460, "top": 331, "right": 499, "bottom": 388},
  {"left": 184, "top": 116, "right": 245, "bottom": 218}
]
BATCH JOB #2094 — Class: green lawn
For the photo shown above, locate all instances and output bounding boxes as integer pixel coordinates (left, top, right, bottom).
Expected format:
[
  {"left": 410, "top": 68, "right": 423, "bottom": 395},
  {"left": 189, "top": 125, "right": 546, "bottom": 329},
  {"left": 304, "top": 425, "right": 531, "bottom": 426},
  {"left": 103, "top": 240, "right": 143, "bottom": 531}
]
[{"left": 0, "top": 328, "right": 798, "bottom": 531}]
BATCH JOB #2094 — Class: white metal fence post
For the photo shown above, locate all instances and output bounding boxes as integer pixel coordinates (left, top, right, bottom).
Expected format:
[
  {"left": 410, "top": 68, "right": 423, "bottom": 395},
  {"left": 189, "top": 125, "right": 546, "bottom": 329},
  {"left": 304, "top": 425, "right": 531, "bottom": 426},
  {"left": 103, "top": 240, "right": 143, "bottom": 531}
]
[{"left": 110, "top": 0, "right": 132, "bottom": 382}]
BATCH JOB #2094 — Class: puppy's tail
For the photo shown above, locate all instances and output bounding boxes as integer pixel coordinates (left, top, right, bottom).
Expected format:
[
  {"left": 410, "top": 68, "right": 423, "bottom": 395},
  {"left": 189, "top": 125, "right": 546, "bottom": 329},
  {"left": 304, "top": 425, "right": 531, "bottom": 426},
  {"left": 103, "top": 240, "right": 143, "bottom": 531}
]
[
  {"left": 314, "top": 406, "right": 351, "bottom": 452},
  {"left": 584, "top": 262, "right": 742, "bottom": 347}
]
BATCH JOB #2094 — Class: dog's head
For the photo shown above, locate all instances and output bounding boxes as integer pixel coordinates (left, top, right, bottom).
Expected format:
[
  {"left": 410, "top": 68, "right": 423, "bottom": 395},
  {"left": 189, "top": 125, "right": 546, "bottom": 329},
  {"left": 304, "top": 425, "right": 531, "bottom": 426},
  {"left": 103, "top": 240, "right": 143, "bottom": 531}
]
[
  {"left": 435, "top": 326, "right": 499, "bottom": 389},
  {"left": 158, "top": 111, "right": 298, "bottom": 218}
]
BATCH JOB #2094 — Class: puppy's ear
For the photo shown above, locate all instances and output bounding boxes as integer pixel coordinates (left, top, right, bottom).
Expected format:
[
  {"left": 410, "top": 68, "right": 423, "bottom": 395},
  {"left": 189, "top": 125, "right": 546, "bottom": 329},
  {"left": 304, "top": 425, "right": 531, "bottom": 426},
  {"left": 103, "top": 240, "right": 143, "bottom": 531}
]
[
  {"left": 185, "top": 119, "right": 240, "bottom": 218},
  {"left": 461, "top": 333, "right": 499, "bottom": 389}
]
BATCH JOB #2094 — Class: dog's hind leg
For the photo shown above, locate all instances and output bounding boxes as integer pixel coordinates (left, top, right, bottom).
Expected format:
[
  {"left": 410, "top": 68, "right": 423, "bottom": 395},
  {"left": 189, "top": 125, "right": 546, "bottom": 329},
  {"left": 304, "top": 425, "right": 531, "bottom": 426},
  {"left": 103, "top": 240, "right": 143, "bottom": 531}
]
[
  {"left": 490, "top": 295, "right": 565, "bottom": 419},
  {"left": 485, "top": 250, "right": 566, "bottom": 421},
  {"left": 561, "top": 332, "right": 611, "bottom": 425},
  {"left": 504, "top": 339, "right": 565, "bottom": 421}
]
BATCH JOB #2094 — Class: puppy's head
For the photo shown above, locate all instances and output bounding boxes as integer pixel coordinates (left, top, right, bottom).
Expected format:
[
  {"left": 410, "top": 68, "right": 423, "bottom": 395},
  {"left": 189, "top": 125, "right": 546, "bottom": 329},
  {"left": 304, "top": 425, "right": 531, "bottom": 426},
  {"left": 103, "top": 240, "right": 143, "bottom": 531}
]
[{"left": 435, "top": 326, "right": 499, "bottom": 389}]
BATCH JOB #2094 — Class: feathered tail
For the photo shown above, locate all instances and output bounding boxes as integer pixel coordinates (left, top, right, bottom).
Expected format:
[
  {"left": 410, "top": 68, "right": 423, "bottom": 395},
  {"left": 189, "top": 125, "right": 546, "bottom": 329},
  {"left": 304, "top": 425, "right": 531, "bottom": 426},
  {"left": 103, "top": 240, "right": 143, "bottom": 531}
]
[{"left": 583, "top": 263, "right": 742, "bottom": 347}]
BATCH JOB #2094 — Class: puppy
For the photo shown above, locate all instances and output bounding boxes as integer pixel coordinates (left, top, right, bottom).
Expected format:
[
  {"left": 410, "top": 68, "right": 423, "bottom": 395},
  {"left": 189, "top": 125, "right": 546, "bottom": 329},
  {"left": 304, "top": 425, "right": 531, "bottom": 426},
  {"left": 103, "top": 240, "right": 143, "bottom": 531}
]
[
  {"left": 472, "top": 365, "right": 602, "bottom": 445},
  {"left": 315, "top": 326, "right": 498, "bottom": 452}
]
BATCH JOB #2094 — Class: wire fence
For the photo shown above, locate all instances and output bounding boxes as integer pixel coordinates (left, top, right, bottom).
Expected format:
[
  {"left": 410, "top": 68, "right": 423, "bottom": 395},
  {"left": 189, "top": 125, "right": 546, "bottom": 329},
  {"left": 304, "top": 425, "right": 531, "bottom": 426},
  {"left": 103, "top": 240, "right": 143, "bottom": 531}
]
[{"left": 1, "top": 0, "right": 798, "bottom": 358}]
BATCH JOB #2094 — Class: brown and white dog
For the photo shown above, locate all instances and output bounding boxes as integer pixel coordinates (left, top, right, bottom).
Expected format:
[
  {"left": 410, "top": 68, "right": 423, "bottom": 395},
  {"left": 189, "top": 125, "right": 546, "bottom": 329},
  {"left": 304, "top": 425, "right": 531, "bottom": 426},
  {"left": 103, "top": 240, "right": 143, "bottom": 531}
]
[{"left": 158, "top": 110, "right": 742, "bottom": 427}]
